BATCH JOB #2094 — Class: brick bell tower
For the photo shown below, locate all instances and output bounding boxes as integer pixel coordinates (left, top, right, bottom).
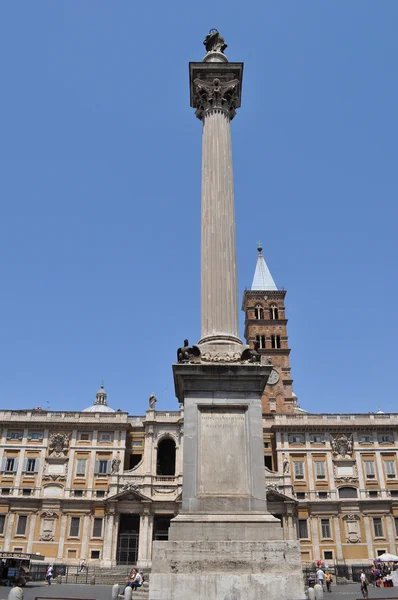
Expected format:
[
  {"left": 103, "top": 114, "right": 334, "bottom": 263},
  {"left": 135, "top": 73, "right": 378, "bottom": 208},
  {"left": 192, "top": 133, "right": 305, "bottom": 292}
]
[{"left": 242, "top": 244, "right": 295, "bottom": 414}]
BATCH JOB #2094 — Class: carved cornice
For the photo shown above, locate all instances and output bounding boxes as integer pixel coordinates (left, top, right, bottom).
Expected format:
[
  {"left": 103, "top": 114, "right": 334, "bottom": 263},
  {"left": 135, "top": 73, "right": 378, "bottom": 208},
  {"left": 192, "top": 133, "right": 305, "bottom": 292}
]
[{"left": 192, "top": 77, "right": 240, "bottom": 120}]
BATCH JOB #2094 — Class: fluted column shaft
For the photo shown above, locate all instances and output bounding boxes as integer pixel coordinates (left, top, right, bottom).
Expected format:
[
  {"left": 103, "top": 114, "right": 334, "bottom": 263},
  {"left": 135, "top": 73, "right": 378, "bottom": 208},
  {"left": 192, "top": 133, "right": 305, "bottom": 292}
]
[{"left": 200, "top": 108, "right": 240, "bottom": 344}]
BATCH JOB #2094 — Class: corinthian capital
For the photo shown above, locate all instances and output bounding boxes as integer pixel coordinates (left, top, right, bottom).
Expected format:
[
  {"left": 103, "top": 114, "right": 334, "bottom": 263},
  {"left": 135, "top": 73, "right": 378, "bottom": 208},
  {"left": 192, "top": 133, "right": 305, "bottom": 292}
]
[{"left": 193, "top": 77, "right": 240, "bottom": 120}]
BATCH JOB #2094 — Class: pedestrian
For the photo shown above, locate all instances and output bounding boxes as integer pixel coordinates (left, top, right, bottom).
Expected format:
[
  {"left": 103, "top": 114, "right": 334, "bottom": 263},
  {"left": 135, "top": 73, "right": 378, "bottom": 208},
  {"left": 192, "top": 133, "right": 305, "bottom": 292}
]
[
  {"left": 360, "top": 570, "right": 369, "bottom": 599},
  {"left": 79, "top": 559, "right": 86, "bottom": 573},
  {"left": 316, "top": 567, "right": 325, "bottom": 590},
  {"left": 325, "top": 571, "right": 332, "bottom": 593},
  {"left": 45, "top": 565, "right": 53, "bottom": 585},
  {"left": 7, "top": 579, "right": 24, "bottom": 600}
]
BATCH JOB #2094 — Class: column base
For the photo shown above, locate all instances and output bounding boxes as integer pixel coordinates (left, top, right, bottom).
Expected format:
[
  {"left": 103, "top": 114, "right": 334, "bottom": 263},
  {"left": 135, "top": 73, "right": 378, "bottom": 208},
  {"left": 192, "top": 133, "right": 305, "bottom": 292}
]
[
  {"left": 150, "top": 539, "right": 304, "bottom": 600},
  {"left": 169, "top": 512, "right": 283, "bottom": 541},
  {"left": 198, "top": 334, "right": 243, "bottom": 346}
]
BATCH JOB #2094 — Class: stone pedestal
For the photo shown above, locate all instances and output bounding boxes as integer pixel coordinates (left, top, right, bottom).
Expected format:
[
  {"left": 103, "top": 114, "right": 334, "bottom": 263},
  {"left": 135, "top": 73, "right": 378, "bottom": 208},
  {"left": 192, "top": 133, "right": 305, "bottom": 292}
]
[
  {"left": 150, "top": 364, "right": 305, "bottom": 599},
  {"left": 151, "top": 540, "right": 304, "bottom": 600}
]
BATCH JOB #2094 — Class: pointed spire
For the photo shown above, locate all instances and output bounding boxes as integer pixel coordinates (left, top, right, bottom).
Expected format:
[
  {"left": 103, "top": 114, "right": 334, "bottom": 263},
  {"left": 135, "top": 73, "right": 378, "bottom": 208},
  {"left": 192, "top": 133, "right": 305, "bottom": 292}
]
[
  {"left": 95, "top": 382, "right": 108, "bottom": 406},
  {"left": 251, "top": 243, "right": 278, "bottom": 291}
]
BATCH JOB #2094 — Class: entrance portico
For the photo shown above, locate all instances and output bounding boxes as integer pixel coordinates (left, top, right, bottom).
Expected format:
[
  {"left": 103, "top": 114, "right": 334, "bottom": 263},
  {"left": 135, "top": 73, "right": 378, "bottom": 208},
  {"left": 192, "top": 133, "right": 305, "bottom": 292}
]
[{"left": 102, "top": 487, "right": 177, "bottom": 568}]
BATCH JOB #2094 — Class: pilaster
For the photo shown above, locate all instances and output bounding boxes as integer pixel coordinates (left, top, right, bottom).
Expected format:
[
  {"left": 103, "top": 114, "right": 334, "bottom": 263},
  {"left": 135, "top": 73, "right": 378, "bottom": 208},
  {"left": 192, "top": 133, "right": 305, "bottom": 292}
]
[
  {"left": 137, "top": 510, "right": 153, "bottom": 568},
  {"left": 102, "top": 506, "right": 115, "bottom": 566},
  {"left": 80, "top": 514, "right": 90, "bottom": 561},
  {"left": 4, "top": 513, "right": 15, "bottom": 551},
  {"left": 57, "top": 514, "right": 67, "bottom": 559},
  {"left": 311, "top": 517, "right": 320, "bottom": 560},
  {"left": 27, "top": 513, "right": 37, "bottom": 553},
  {"left": 363, "top": 515, "right": 374, "bottom": 558},
  {"left": 333, "top": 515, "right": 344, "bottom": 560}
]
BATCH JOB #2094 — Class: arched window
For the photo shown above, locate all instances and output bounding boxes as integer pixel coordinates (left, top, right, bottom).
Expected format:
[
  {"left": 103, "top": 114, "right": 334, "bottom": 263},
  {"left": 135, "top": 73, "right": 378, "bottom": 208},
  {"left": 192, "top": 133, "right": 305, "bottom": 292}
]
[
  {"left": 338, "top": 486, "right": 358, "bottom": 499},
  {"left": 271, "top": 335, "right": 281, "bottom": 349},
  {"left": 255, "top": 335, "right": 266, "bottom": 349},
  {"left": 269, "top": 304, "right": 279, "bottom": 320},
  {"left": 254, "top": 305, "right": 264, "bottom": 320},
  {"left": 156, "top": 438, "right": 176, "bottom": 476}
]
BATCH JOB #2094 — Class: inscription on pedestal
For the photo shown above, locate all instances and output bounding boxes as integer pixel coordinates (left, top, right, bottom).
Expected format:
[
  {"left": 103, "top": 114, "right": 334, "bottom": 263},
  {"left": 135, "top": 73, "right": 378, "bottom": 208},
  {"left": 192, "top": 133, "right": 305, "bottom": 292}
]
[{"left": 198, "top": 407, "right": 248, "bottom": 496}]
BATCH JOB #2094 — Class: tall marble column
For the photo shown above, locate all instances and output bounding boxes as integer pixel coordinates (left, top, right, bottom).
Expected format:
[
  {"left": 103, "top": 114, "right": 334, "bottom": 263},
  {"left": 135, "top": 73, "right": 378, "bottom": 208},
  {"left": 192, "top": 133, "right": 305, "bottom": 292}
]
[{"left": 190, "top": 57, "right": 244, "bottom": 348}]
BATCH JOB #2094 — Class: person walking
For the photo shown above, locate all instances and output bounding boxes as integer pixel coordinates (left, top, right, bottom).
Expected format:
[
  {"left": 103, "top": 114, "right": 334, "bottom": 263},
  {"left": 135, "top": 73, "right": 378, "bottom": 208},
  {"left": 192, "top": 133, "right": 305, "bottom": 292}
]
[
  {"left": 45, "top": 565, "right": 53, "bottom": 585},
  {"left": 360, "top": 570, "right": 369, "bottom": 599},
  {"left": 325, "top": 571, "right": 332, "bottom": 593},
  {"left": 79, "top": 560, "right": 86, "bottom": 573},
  {"left": 317, "top": 567, "right": 325, "bottom": 590}
]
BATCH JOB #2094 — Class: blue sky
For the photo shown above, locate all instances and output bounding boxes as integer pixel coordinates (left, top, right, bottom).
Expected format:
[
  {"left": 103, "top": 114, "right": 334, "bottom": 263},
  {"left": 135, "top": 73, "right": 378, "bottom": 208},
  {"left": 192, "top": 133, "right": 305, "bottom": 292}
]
[{"left": 0, "top": 2, "right": 397, "bottom": 414}]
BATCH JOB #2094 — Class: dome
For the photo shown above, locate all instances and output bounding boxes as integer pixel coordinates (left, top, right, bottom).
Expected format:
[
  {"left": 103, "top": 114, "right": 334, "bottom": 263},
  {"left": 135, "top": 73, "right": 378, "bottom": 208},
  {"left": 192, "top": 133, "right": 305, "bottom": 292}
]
[
  {"left": 82, "top": 404, "right": 115, "bottom": 413},
  {"left": 82, "top": 383, "right": 115, "bottom": 413}
]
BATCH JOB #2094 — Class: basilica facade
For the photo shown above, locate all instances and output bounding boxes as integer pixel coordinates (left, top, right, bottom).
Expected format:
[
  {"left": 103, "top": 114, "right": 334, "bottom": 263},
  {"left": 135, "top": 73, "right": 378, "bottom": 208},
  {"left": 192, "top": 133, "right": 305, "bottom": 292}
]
[{"left": 0, "top": 250, "right": 397, "bottom": 568}]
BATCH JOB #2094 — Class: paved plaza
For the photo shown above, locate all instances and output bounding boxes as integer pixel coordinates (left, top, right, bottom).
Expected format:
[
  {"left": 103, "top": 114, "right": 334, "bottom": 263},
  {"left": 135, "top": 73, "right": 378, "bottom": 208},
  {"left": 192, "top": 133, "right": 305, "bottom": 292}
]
[
  {"left": 0, "top": 583, "right": 115, "bottom": 600},
  {"left": 0, "top": 583, "right": 397, "bottom": 600}
]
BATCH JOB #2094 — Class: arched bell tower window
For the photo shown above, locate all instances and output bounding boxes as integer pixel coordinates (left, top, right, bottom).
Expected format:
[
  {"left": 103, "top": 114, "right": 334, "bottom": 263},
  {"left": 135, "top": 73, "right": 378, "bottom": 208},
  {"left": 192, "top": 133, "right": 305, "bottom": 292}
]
[
  {"left": 254, "top": 305, "right": 264, "bottom": 320},
  {"left": 256, "top": 335, "right": 266, "bottom": 349},
  {"left": 271, "top": 335, "right": 281, "bottom": 349},
  {"left": 269, "top": 304, "right": 279, "bottom": 320}
]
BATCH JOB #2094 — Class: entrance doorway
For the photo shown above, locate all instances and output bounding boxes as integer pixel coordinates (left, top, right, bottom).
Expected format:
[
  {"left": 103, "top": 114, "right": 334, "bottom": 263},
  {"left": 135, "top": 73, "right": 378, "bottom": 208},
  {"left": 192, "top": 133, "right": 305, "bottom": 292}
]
[{"left": 117, "top": 515, "right": 140, "bottom": 565}]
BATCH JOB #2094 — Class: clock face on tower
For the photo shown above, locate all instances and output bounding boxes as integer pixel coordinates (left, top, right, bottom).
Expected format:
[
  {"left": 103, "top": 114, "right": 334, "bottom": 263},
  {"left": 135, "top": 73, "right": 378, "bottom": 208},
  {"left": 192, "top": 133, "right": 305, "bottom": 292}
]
[{"left": 267, "top": 368, "right": 280, "bottom": 386}]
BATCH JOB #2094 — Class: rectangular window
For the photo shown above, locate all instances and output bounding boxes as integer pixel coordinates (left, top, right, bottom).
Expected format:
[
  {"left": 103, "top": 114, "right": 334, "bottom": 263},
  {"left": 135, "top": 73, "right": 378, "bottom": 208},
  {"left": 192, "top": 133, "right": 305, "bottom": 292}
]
[
  {"left": 359, "top": 435, "right": 373, "bottom": 443},
  {"left": 298, "top": 519, "right": 308, "bottom": 539},
  {"left": 0, "top": 515, "right": 5, "bottom": 534},
  {"left": 1, "top": 489, "right": 10, "bottom": 496},
  {"left": 395, "top": 517, "right": 398, "bottom": 537},
  {"left": 28, "top": 431, "right": 43, "bottom": 441},
  {"left": 310, "top": 435, "right": 324, "bottom": 443},
  {"left": 315, "top": 461, "right": 326, "bottom": 479},
  {"left": 289, "top": 434, "right": 304, "bottom": 444},
  {"left": 373, "top": 517, "right": 383, "bottom": 538},
  {"left": 379, "top": 434, "right": 393, "bottom": 443},
  {"left": 324, "top": 551, "right": 333, "bottom": 560},
  {"left": 91, "top": 550, "right": 100, "bottom": 559},
  {"left": 364, "top": 460, "right": 376, "bottom": 478},
  {"left": 95, "top": 460, "right": 110, "bottom": 475},
  {"left": 69, "top": 517, "right": 80, "bottom": 537},
  {"left": 96, "top": 490, "right": 105, "bottom": 498},
  {"left": 92, "top": 518, "right": 103, "bottom": 538},
  {"left": 16, "top": 515, "right": 27, "bottom": 536},
  {"left": 296, "top": 492, "right": 306, "bottom": 500},
  {"left": 5, "top": 458, "right": 17, "bottom": 473},
  {"left": 25, "top": 458, "right": 37, "bottom": 473},
  {"left": 321, "top": 518, "right": 331, "bottom": 539},
  {"left": 76, "top": 459, "right": 87, "bottom": 476},
  {"left": 73, "top": 490, "right": 83, "bottom": 497},
  {"left": 78, "top": 432, "right": 91, "bottom": 441},
  {"left": 384, "top": 460, "right": 396, "bottom": 478},
  {"left": 294, "top": 461, "right": 304, "bottom": 479},
  {"left": 99, "top": 433, "right": 113, "bottom": 443},
  {"left": 22, "top": 489, "right": 31, "bottom": 497},
  {"left": 7, "top": 431, "right": 23, "bottom": 441}
]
